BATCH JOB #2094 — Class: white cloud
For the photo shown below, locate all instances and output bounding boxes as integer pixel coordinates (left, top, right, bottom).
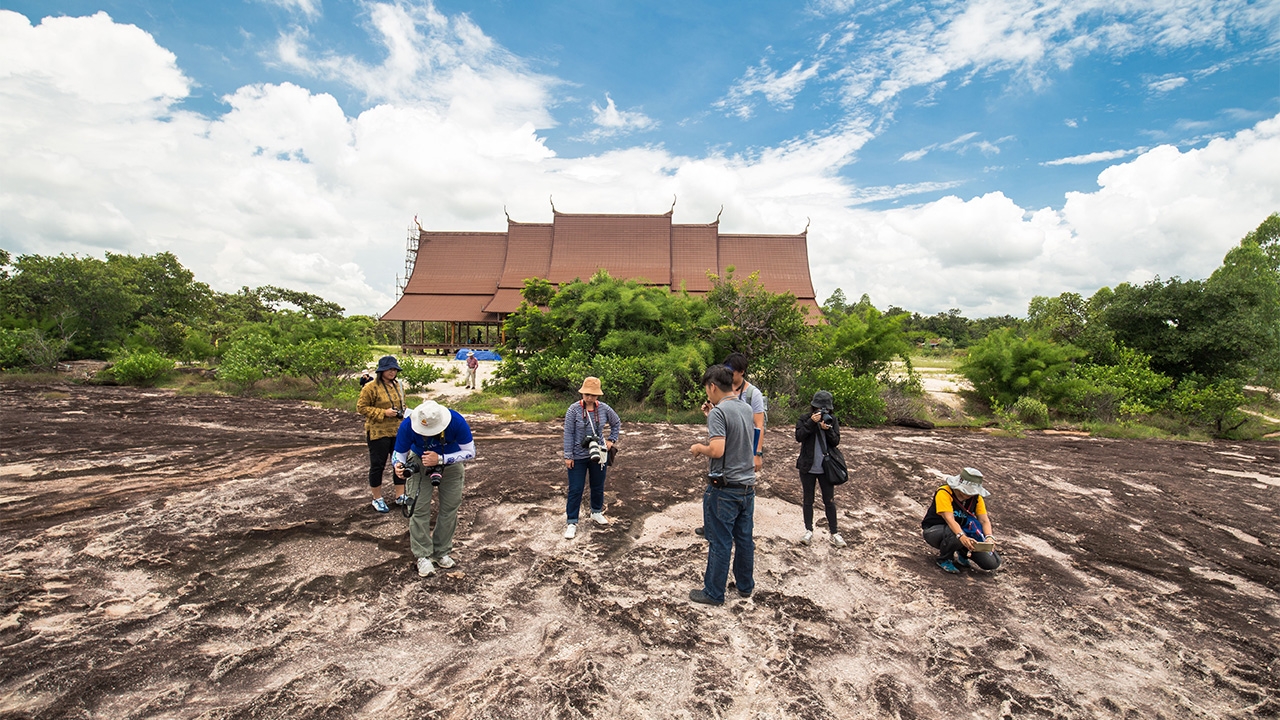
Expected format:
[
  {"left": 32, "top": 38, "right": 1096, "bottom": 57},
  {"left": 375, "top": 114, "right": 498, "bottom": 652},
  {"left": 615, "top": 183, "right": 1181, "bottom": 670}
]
[
  {"left": 577, "top": 93, "right": 656, "bottom": 142},
  {"left": 1, "top": 6, "right": 1277, "bottom": 321},
  {"left": 899, "top": 131, "right": 1011, "bottom": 161},
  {"left": 1042, "top": 147, "right": 1144, "bottom": 165},
  {"left": 819, "top": 0, "right": 1280, "bottom": 109},
  {"left": 259, "top": 0, "right": 322, "bottom": 20},
  {"left": 717, "top": 56, "right": 822, "bottom": 119},
  {"left": 1148, "top": 75, "right": 1188, "bottom": 93}
]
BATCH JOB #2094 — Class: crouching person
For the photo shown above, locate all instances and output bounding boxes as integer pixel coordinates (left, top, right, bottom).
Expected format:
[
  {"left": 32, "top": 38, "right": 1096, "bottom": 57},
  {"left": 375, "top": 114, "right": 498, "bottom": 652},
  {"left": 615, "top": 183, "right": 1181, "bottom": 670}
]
[
  {"left": 393, "top": 401, "right": 475, "bottom": 577},
  {"left": 921, "top": 467, "right": 1001, "bottom": 574}
]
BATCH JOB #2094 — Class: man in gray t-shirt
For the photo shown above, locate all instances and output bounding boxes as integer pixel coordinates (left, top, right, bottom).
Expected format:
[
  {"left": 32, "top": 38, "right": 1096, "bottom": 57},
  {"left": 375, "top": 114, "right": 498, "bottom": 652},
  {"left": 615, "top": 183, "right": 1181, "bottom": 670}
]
[{"left": 688, "top": 365, "right": 756, "bottom": 605}]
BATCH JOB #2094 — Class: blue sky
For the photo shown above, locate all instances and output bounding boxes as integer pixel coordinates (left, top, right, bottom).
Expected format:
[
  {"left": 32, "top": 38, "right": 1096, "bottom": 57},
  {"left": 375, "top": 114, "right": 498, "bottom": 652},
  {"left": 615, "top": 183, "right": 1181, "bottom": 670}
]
[{"left": 1, "top": 0, "right": 1278, "bottom": 316}]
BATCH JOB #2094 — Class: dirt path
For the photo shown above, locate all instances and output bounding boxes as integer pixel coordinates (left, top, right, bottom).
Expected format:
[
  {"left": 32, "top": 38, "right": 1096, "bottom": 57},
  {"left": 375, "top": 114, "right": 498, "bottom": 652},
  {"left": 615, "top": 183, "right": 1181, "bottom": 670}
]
[{"left": 1, "top": 383, "right": 1277, "bottom": 719}]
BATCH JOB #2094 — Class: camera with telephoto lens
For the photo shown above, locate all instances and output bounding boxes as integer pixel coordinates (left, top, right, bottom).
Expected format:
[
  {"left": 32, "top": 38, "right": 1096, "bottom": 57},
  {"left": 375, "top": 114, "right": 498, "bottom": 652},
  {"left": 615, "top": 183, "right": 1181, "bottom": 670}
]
[
  {"left": 580, "top": 434, "right": 608, "bottom": 466},
  {"left": 402, "top": 458, "right": 443, "bottom": 486}
]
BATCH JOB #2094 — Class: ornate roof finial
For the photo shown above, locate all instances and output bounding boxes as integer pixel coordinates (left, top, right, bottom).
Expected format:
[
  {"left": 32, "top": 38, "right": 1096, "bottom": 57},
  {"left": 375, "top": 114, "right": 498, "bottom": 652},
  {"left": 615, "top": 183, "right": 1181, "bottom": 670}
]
[
  {"left": 504, "top": 205, "right": 511, "bottom": 223},
  {"left": 803, "top": 217, "right": 810, "bottom": 234},
  {"left": 549, "top": 195, "right": 557, "bottom": 213},
  {"left": 670, "top": 194, "right": 677, "bottom": 212},
  {"left": 413, "top": 214, "right": 423, "bottom": 232},
  {"left": 715, "top": 205, "right": 724, "bottom": 224}
]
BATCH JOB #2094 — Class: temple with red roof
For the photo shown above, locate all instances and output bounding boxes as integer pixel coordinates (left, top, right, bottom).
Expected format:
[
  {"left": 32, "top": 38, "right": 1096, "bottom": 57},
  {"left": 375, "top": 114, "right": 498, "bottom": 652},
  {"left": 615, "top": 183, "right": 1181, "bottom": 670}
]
[{"left": 381, "top": 209, "right": 819, "bottom": 351}]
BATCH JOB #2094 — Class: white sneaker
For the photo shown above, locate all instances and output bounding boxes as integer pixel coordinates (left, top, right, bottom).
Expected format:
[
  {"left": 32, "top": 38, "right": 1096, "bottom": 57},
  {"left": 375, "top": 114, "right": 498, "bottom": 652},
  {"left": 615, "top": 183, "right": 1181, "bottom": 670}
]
[
  {"left": 801, "top": 531, "right": 813, "bottom": 545},
  {"left": 436, "top": 555, "right": 456, "bottom": 569},
  {"left": 564, "top": 524, "right": 577, "bottom": 539},
  {"left": 830, "top": 533, "right": 847, "bottom": 548},
  {"left": 416, "top": 557, "right": 435, "bottom": 577},
  {"left": 590, "top": 512, "right": 608, "bottom": 525}
]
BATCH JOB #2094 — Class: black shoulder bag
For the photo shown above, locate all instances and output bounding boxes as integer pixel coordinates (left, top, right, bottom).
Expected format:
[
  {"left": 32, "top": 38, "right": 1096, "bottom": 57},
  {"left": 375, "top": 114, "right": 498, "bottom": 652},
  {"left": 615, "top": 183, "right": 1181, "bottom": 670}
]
[{"left": 816, "top": 423, "right": 848, "bottom": 486}]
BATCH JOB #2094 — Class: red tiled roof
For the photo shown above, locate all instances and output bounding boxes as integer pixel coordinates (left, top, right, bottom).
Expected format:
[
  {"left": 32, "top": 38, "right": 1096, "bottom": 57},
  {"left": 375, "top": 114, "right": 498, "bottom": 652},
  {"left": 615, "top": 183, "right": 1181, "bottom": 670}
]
[
  {"left": 498, "top": 223, "right": 553, "bottom": 289},
  {"left": 718, "top": 235, "right": 816, "bottom": 299},
  {"left": 402, "top": 232, "right": 507, "bottom": 295},
  {"left": 381, "top": 294, "right": 495, "bottom": 322},
  {"left": 383, "top": 213, "right": 817, "bottom": 325},
  {"left": 671, "top": 224, "right": 719, "bottom": 293},
  {"left": 483, "top": 288, "right": 528, "bottom": 314},
  {"left": 548, "top": 213, "right": 672, "bottom": 285}
]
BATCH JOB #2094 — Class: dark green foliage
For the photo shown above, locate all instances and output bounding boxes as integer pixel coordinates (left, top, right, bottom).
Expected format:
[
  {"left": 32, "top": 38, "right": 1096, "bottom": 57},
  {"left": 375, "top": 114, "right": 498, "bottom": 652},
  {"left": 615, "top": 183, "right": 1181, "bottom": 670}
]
[
  {"left": 1011, "top": 396, "right": 1049, "bottom": 428},
  {"left": 1170, "top": 376, "right": 1248, "bottom": 436},
  {"left": 288, "top": 338, "right": 369, "bottom": 384},
  {"left": 705, "top": 268, "right": 809, "bottom": 364},
  {"left": 110, "top": 350, "right": 175, "bottom": 386},
  {"left": 799, "top": 366, "right": 886, "bottom": 427},
  {"left": 1065, "top": 345, "right": 1173, "bottom": 419},
  {"left": 821, "top": 303, "right": 911, "bottom": 376},
  {"left": 397, "top": 355, "right": 444, "bottom": 392},
  {"left": 960, "top": 328, "right": 1084, "bottom": 408}
]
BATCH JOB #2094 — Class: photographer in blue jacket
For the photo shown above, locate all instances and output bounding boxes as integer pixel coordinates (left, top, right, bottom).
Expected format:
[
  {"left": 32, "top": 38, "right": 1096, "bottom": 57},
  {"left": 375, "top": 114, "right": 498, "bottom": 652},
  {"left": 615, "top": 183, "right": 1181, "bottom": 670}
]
[{"left": 393, "top": 400, "right": 475, "bottom": 577}]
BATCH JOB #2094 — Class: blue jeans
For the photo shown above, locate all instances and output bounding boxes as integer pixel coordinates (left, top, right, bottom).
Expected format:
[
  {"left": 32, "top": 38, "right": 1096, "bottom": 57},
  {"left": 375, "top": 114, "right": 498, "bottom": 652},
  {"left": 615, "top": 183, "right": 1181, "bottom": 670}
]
[
  {"left": 566, "top": 458, "right": 607, "bottom": 523},
  {"left": 702, "top": 485, "right": 755, "bottom": 602}
]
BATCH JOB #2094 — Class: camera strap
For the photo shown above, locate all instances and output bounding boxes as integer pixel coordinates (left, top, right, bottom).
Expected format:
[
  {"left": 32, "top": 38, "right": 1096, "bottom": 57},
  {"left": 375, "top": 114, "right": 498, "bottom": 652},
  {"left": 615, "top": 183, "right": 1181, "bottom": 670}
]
[
  {"left": 380, "top": 377, "right": 405, "bottom": 417},
  {"left": 401, "top": 453, "right": 421, "bottom": 518}
]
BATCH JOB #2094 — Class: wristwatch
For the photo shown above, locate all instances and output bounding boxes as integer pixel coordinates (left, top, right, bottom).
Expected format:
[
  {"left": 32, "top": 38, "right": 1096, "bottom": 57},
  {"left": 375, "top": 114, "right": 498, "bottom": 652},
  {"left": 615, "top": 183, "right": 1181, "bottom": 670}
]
[{"left": 754, "top": 451, "right": 764, "bottom": 457}]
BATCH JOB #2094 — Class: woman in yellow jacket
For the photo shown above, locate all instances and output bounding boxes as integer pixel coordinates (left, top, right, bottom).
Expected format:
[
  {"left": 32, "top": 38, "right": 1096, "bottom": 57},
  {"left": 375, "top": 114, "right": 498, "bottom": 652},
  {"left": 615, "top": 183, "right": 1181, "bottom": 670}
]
[{"left": 357, "top": 355, "right": 410, "bottom": 513}]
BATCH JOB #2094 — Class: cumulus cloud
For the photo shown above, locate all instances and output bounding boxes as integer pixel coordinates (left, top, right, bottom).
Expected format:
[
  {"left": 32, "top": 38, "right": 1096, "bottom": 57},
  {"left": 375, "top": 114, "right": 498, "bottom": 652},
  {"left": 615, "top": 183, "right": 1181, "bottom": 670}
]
[
  {"left": 717, "top": 56, "right": 822, "bottom": 119},
  {"left": 1, "top": 6, "right": 1277, "bottom": 320},
  {"left": 577, "top": 93, "right": 656, "bottom": 142}
]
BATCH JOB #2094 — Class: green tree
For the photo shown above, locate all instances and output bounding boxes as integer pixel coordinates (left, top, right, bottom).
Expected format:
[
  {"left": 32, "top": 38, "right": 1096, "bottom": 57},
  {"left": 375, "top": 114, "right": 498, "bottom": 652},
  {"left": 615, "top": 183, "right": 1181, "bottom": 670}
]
[
  {"left": 960, "top": 328, "right": 1083, "bottom": 408},
  {"left": 704, "top": 267, "right": 809, "bottom": 364},
  {"left": 822, "top": 303, "right": 910, "bottom": 376}
]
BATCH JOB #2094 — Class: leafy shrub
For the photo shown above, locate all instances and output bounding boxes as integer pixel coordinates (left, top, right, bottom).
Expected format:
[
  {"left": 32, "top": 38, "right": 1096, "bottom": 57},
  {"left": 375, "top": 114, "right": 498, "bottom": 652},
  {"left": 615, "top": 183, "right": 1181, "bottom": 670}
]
[
  {"left": 217, "top": 334, "right": 282, "bottom": 391},
  {"left": 1069, "top": 346, "right": 1173, "bottom": 417},
  {"left": 286, "top": 338, "right": 369, "bottom": 384},
  {"left": 111, "top": 350, "right": 175, "bottom": 386},
  {"left": 1011, "top": 396, "right": 1049, "bottom": 428},
  {"left": 800, "top": 366, "right": 886, "bottom": 427},
  {"left": 647, "top": 342, "right": 714, "bottom": 409},
  {"left": 0, "top": 328, "right": 33, "bottom": 369},
  {"left": 1170, "top": 377, "right": 1247, "bottom": 436},
  {"left": 960, "top": 329, "right": 1083, "bottom": 408},
  {"left": 590, "top": 354, "right": 652, "bottom": 400},
  {"left": 397, "top": 355, "right": 444, "bottom": 392}
]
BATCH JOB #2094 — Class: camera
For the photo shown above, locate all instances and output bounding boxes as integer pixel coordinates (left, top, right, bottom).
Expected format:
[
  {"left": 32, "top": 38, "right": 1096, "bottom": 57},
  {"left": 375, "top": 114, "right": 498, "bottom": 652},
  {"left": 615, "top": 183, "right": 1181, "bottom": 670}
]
[
  {"left": 580, "top": 435, "right": 608, "bottom": 466},
  {"left": 402, "top": 459, "right": 443, "bottom": 486},
  {"left": 819, "top": 410, "right": 834, "bottom": 425},
  {"left": 393, "top": 408, "right": 406, "bottom": 419}
]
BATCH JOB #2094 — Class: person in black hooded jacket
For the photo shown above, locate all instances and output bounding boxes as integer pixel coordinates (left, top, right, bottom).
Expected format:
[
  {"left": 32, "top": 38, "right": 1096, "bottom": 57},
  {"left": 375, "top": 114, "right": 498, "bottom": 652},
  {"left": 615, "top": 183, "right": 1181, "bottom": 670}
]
[{"left": 794, "top": 390, "right": 846, "bottom": 548}]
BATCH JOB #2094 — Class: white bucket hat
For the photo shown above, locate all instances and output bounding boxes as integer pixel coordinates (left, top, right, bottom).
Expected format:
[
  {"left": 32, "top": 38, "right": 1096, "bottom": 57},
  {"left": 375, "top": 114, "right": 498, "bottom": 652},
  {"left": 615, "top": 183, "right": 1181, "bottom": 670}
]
[
  {"left": 410, "top": 400, "right": 452, "bottom": 437},
  {"left": 946, "top": 467, "right": 990, "bottom": 497}
]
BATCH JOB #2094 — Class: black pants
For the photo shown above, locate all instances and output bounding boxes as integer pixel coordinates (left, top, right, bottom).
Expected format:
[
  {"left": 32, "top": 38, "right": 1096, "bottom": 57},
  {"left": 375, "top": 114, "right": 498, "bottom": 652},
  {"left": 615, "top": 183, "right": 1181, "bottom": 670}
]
[
  {"left": 367, "top": 435, "right": 395, "bottom": 487},
  {"left": 799, "top": 471, "right": 837, "bottom": 533}
]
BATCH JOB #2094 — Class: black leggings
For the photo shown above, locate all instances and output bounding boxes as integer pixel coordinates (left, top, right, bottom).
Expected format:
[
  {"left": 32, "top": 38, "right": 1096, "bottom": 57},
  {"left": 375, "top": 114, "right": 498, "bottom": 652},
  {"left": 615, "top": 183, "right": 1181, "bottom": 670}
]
[
  {"left": 799, "top": 471, "right": 837, "bottom": 533},
  {"left": 367, "top": 435, "right": 396, "bottom": 488}
]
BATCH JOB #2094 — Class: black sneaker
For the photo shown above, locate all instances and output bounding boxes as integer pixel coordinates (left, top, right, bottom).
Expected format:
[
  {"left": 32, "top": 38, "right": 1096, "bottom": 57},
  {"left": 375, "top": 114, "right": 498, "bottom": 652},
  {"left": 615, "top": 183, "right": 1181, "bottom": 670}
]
[
  {"left": 694, "top": 526, "right": 705, "bottom": 537},
  {"left": 688, "top": 589, "right": 723, "bottom": 606},
  {"left": 737, "top": 589, "right": 753, "bottom": 599}
]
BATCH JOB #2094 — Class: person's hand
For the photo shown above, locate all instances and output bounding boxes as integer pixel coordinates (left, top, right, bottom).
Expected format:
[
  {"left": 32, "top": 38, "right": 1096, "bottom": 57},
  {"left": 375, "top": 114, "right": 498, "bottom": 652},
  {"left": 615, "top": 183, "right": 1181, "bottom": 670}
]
[
  {"left": 423, "top": 451, "right": 440, "bottom": 466},
  {"left": 753, "top": 454, "right": 762, "bottom": 472},
  {"left": 700, "top": 401, "right": 712, "bottom": 416},
  {"left": 810, "top": 411, "right": 822, "bottom": 423},
  {"left": 393, "top": 462, "right": 406, "bottom": 479},
  {"left": 564, "top": 458, "right": 574, "bottom": 469},
  {"left": 984, "top": 535, "right": 996, "bottom": 545},
  {"left": 383, "top": 408, "right": 398, "bottom": 418},
  {"left": 605, "top": 440, "right": 615, "bottom": 450},
  {"left": 959, "top": 535, "right": 977, "bottom": 551},
  {"left": 689, "top": 443, "right": 701, "bottom": 457}
]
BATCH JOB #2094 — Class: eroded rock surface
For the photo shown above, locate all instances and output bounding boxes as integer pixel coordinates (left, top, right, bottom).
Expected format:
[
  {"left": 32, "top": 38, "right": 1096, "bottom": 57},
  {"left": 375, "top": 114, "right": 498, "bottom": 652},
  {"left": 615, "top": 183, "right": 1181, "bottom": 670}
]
[{"left": 1, "top": 382, "right": 1277, "bottom": 719}]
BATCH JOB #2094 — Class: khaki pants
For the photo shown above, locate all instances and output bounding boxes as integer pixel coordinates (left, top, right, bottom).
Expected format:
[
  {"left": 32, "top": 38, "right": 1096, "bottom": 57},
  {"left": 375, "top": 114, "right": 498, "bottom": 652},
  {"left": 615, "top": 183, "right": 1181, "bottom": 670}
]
[{"left": 406, "top": 453, "right": 465, "bottom": 561}]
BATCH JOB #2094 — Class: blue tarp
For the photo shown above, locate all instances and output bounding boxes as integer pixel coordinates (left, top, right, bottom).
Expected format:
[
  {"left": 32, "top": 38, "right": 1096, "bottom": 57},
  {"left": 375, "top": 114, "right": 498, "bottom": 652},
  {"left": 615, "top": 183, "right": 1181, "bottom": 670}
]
[{"left": 455, "top": 349, "right": 502, "bottom": 361}]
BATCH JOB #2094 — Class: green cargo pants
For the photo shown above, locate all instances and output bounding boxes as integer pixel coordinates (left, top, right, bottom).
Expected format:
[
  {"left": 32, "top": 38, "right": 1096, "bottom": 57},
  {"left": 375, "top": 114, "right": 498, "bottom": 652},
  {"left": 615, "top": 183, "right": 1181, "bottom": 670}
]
[{"left": 405, "top": 453, "right": 465, "bottom": 561}]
